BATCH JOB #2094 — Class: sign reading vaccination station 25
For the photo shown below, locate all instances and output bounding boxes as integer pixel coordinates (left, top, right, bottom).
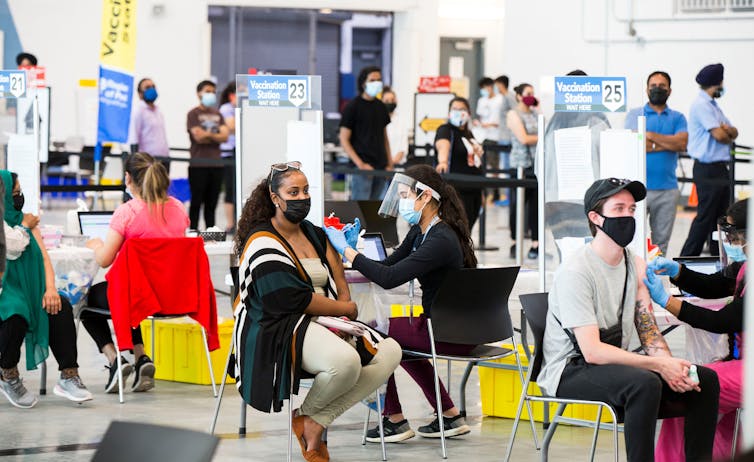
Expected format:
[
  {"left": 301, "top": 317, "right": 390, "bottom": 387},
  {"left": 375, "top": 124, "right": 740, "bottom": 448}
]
[
  {"left": 246, "top": 75, "right": 312, "bottom": 109},
  {"left": 554, "top": 76, "right": 627, "bottom": 112}
]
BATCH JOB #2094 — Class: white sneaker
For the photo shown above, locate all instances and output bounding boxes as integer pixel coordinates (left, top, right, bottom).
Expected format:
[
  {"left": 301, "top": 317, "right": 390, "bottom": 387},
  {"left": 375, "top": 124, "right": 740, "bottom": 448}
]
[
  {"left": 0, "top": 376, "right": 38, "bottom": 409},
  {"left": 54, "top": 375, "right": 93, "bottom": 403}
]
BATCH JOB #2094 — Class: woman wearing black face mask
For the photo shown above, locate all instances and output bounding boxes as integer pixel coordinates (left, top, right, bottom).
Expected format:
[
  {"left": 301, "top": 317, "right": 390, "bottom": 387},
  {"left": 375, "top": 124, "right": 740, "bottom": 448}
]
[{"left": 233, "top": 161, "right": 401, "bottom": 461}]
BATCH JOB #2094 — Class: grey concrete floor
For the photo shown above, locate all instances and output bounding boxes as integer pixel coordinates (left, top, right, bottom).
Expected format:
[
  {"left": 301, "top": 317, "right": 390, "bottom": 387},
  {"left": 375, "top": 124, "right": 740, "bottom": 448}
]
[{"left": 0, "top": 192, "right": 702, "bottom": 461}]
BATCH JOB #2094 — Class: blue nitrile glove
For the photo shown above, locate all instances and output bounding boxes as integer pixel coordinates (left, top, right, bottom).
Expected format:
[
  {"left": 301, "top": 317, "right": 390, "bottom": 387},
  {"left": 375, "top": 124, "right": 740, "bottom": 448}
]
[
  {"left": 324, "top": 226, "right": 350, "bottom": 255},
  {"left": 644, "top": 269, "right": 670, "bottom": 307},
  {"left": 343, "top": 217, "right": 361, "bottom": 250},
  {"left": 648, "top": 256, "right": 680, "bottom": 278}
]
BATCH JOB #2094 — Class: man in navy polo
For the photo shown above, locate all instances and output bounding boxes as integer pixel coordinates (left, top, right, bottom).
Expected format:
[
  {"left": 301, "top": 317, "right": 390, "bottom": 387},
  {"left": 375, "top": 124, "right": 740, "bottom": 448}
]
[
  {"left": 625, "top": 71, "right": 687, "bottom": 256},
  {"left": 681, "top": 63, "right": 738, "bottom": 256}
]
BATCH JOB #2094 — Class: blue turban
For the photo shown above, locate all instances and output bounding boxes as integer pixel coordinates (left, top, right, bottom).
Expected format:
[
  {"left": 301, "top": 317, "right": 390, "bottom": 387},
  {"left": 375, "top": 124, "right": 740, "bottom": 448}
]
[{"left": 695, "top": 63, "right": 724, "bottom": 87}]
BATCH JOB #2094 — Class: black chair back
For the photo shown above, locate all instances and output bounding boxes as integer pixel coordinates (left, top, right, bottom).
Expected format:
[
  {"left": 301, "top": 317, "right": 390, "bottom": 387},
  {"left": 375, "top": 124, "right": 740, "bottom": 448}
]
[
  {"left": 430, "top": 267, "right": 519, "bottom": 345},
  {"left": 518, "top": 292, "right": 550, "bottom": 381},
  {"left": 92, "top": 421, "right": 219, "bottom": 462}
]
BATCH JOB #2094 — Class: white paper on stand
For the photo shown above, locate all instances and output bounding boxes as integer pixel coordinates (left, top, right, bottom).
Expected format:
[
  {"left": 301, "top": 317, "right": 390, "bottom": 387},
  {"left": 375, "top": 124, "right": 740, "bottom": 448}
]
[
  {"left": 554, "top": 126, "right": 593, "bottom": 201},
  {"left": 7, "top": 134, "right": 40, "bottom": 215},
  {"left": 286, "top": 120, "right": 323, "bottom": 227}
]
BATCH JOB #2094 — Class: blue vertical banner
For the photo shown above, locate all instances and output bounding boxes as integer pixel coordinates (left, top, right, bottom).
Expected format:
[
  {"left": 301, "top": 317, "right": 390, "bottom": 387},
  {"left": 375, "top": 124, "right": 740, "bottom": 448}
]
[
  {"left": 97, "top": 65, "right": 133, "bottom": 143},
  {"left": 96, "top": 0, "right": 137, "bottom": 155}
]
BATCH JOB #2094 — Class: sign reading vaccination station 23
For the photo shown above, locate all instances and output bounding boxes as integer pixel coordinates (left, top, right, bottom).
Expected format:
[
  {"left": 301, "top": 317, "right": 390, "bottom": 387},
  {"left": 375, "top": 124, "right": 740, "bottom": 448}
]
[
  {"left": 554, "top": 76, "right": 627, "bottom": 112},
  {"left": 246, "top": 75, "right": 312, "bottom": 109}
]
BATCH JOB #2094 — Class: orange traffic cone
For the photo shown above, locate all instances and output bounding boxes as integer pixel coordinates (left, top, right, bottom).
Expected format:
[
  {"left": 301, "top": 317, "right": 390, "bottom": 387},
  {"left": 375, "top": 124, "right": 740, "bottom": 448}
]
[{"left": 688, "top": 184, "right": 698, "bottom": 208}]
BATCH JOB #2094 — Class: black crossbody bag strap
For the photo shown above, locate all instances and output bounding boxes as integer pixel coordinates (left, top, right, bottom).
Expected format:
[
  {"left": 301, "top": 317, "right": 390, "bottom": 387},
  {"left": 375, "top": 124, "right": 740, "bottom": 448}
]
[{"left": 553, "top": 249, "right": 629, "bottom": 355}]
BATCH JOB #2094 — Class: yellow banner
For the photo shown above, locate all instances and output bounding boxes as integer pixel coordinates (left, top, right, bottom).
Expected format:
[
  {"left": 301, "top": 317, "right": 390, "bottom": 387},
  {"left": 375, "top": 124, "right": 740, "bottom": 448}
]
[{"left": 100, "top": 0, "right": 137, "bottom": 70}]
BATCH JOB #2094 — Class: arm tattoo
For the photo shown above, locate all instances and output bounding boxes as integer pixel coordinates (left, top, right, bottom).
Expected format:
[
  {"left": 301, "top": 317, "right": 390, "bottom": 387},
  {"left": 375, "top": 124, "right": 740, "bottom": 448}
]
[{"left": 634, "top": 300, "right": 671, "bottom": 356}]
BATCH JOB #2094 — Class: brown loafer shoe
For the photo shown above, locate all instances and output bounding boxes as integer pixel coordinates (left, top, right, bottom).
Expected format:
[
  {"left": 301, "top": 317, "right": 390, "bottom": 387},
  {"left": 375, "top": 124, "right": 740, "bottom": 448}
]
[
  {"left": 318, "top": 441, "right": 329, "bottom": 460},
  {"left": 292, "top": 414, "right": 307, "bottom": 456},
  {"left": 303, "top": 449, "right": 328, "bottom": 462}
]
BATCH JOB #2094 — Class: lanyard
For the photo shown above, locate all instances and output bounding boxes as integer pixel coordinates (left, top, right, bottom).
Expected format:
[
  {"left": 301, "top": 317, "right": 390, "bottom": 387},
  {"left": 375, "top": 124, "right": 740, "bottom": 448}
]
[{"left": 408, "top": 215, "right": 440, "bottom": 323}]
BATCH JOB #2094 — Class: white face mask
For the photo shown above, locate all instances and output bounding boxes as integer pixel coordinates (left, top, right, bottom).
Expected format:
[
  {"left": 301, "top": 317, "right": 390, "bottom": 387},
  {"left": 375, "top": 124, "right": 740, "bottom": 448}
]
[{"left": 365, "top": 80, "right": 383, "bottom": 98}]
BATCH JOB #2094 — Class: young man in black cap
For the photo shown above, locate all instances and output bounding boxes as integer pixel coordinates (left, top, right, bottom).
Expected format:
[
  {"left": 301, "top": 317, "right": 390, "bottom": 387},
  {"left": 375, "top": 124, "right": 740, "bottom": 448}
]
[
  {"left": 538, "top": 178, "right": 719, "bottom": 462},
  {"left": 681, "top": 63, "right": 739, "bottom": 256}
]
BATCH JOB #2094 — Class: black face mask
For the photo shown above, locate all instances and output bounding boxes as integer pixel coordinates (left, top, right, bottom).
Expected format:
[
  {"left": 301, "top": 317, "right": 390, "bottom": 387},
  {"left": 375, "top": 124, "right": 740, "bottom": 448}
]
[
  {"left": 712, "top": 86, "right": 725, "bottom": 99},
  {"left": 597, "top": 214, "right": 635, "bottom": 248},
  {"left": 12, "top": 193, "right": 24, "bottom": 211},
  {"left": 282, "top": 198, "right": 311, "bottom": 224},
  {"left": 384, "top": 102, "right": 397, "bottom": 113},
  {"left": 648, "top": 87, "right": 669, "bottom": 106}
]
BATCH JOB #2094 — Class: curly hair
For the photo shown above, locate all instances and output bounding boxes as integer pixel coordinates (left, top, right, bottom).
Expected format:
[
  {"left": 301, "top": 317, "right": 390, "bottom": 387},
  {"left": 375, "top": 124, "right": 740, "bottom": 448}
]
[
  {"left": 234, "top": 169, "right": 300, "bottom": 256},
  {"left": 405, "top": 165, "right": 478, "bottom": 268}
]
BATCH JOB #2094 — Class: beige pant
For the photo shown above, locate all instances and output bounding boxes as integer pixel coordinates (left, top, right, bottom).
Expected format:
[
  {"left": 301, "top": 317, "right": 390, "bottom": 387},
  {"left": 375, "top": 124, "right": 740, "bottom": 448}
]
[{"left": 299, "top": 321, "right": 401, "bottom": 427}]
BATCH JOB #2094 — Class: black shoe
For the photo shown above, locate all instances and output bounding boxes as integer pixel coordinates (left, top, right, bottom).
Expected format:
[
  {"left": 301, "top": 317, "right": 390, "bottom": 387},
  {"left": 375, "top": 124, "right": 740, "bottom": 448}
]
[
  {"left": 416, "top": 415, "right": 471, "bottom": 438},
  {"left": 132, "top": 355, "right": 155, "bottom": 392},
  {"left": 105, "top": 357, "right": 133, "bottom": 394},
  {"left": 509, "top": 244, "right": 516, "bottom": 259},
  {"left": 527, "top": 247, "right": 539, "bottom": 260},
  {"left": 365, "top": 417, "right": 416, "bottom": 443}
]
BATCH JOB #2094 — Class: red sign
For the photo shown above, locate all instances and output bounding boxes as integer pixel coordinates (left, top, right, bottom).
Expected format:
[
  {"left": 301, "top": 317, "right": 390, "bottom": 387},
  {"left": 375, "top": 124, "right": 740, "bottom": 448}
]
[
  {"left": 19, "top": 66, "right": 46, "bottom": 88},
  {"left": 418, "top": 76, "right": 451, "bottom": 93}
]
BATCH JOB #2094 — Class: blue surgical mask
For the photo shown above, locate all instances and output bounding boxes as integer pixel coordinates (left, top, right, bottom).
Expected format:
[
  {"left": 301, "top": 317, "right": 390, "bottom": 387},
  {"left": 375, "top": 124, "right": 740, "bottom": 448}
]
[
  {"left": 449, "top": 109, "right": 468, "bottom": 127},
  {"left": 723, "top": 242, "right": 747, "bottom": 262},
  {"left": 201, "top": 92, "right": 217, "bottom": 107},
  {"left": 398, "top": 197, "right": 422, "bottom": 225},
  {"left": 143, "top": 87, "right": 158, "bottom": 103},
  {"left": 365, "top": 81, "right": 383, "bottom": 98},
  {"left": 480, "top": 88, "right": 490, "bottom": 98}
]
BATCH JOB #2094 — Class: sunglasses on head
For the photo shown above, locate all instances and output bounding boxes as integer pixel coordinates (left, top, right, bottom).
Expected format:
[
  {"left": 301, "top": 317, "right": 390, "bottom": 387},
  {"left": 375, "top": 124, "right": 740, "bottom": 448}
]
[
  {"left": 606, "top": 178, "right": 631, "bottom": 186},
  {"left": 268, "top": 161, "right": 302, "bottom": 183}
]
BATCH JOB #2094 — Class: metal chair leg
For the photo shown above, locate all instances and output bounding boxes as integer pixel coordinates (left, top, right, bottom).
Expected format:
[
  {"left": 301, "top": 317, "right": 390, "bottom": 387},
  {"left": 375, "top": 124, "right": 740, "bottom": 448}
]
[
  {"left": 39, "top": 361, "right": 47, "bottom": 395},
  {"left": 362, "top": 403, "right": 372, "bottom": 445},
  {"left": 732, "top": 407, "right": 742, "bottom": 461},
  {"left": 376, "top": 389, "right": 387, "bottom": 461},
  {"left": 200, "top": 327, "right": 218, "bottom": 397},
  {"left": 287, "top": 398, "right": 293, "bottom": 462},
  {"left": 210, "top": 319, "right": 237, "bottom": 434},
  {"left": 588, "top": 406, "right": 603, "bottom": 461},
  {"left": 151, "top": 317, "right": 155, "bottom": 361},
  {"left": 427, "top": 320, "right": 447, "bottom": 459},
  {"left": 504, "top": 363, "right": 535, "bottom": 462},
  {"left": 540, "top": 403, "right": 566, "bottom": 462},
  {"left": 512, "top": 336, "right": 539, "bottom": 449},
  {"left": 458, "top": 362, "right": 476, "bottom": 416},
  {"left": 239, "top": 399, "right": 247, "bottom": 436}
]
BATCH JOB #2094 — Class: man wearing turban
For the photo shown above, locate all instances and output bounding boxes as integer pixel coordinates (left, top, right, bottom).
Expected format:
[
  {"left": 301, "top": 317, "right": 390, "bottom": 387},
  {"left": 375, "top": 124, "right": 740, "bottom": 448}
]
[{"left": 681, "top": 63, "right": 739, "bottom": 256}]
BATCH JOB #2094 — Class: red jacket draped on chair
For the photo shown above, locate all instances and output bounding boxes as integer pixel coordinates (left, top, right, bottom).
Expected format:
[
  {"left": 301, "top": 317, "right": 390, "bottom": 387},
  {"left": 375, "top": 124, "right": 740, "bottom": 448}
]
[{"left": 106, "top": 238, "right": 219, "bottom": 351}]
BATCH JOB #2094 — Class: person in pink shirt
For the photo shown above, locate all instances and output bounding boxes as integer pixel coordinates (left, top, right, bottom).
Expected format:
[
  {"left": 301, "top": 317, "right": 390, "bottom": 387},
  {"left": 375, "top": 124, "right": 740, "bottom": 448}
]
[{"left": 84, "top": 152, "right": 189, "bottom": 394}]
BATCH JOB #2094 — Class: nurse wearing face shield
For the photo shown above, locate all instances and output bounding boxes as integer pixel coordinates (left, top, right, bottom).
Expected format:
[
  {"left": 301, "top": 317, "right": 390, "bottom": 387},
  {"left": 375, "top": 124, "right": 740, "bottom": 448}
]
[
  {"left": 646, "top": 198, "right": 748, "bottom": 461},
  {"left": 324, "top": 165, "right": 478, "bottom": 443}
]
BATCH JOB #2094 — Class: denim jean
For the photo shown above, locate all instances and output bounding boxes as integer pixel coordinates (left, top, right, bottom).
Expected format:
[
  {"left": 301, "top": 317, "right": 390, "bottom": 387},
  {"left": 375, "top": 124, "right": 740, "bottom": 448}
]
[{"left": 349, "top": 174, "right": 388, "bottom": 201}]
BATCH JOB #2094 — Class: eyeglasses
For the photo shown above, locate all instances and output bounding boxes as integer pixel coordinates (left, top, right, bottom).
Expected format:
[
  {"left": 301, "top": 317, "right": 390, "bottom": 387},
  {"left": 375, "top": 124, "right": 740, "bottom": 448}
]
[
  {"left": 268, "top": 161, "right": 302, "bottom": 183},
  {"left": 718, "top": 216, "right": 746, "bottom": 243}
]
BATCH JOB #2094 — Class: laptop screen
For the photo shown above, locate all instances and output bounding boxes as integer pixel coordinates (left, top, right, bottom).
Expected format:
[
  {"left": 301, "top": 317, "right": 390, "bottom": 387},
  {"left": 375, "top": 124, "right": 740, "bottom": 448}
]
[
  {"left": 78, "top": 211, "right": 114, "bottom": 241},
  {"left": 361, "top": 233, "right": 387, "bottom": 262}
]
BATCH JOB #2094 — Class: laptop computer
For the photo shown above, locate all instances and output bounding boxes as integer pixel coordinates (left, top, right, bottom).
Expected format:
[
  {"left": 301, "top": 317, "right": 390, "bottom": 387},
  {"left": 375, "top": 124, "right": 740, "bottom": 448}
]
[
  {"left": 360, "top": 232, "right": 388, "bottom": 262},
  {"left": 78, "top": 211, "right": 114, "bottom": 241}
]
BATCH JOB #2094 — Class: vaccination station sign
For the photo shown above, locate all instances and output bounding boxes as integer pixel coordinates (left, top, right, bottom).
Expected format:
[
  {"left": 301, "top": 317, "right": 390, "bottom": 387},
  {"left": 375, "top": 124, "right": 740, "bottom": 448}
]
[
  {"left": 0, "top": 70, "right": 26, "bottom": 98},
  {"left": 246, "top": 75, "right": 312, "bottom": 109},
  {"left": 554, "top": 76, "right": 627, "bottom": 112}
]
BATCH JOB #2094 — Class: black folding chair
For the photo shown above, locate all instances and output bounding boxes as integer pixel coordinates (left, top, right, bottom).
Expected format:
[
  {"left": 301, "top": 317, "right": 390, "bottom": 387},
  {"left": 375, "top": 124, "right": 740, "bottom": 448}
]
[
  {"left": 363, "top": 266, "right": 535, "bottom": 459},
  {"left": 92, "top": 420, "right": 218, "bottom": 462},
  {"left": 505, "top": 293, "right": 622, "bottom": 462}
]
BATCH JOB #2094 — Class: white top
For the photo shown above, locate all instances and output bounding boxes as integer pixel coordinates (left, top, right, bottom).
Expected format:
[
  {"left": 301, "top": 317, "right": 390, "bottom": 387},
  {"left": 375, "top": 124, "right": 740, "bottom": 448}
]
[
  {"left": 387, "top": 111, "right": 408, "bottom": 164},
  {"left": 475, "top": 94, "right": 503, "bottom": 142},
  {"left": 3, "top": 222, "right": 30, "bottom": 260}
]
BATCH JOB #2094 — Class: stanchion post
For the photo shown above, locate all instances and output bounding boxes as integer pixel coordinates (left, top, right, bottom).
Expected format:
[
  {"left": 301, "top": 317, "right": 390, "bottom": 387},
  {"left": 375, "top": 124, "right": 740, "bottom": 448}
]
[{"left": 515, "top": 166, "right": 525, "bottom": 265}]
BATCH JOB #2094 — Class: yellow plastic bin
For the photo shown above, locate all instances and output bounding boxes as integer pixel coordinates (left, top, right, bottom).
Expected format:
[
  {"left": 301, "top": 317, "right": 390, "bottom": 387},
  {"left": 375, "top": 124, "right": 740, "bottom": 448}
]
[
  {"left": 140, "top": 318, "right": 235, "bottom": 385},
  {"left": 389, "top": 304, "right": 424, "bottom": 317},
  {"left": 479, "top": 344, "right": 612, "bottom": 424}
]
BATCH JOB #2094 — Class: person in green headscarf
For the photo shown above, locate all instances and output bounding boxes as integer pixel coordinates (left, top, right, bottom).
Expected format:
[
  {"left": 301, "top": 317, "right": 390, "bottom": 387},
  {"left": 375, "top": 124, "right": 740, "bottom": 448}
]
[{"left": 0, "top": 170, "right": 92, "bottom": 408}]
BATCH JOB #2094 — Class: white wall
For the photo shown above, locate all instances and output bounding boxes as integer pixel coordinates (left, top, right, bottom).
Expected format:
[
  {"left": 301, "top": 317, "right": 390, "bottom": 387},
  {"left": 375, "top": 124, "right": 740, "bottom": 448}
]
[{"left": 501, "top": 0, "right": 754, "bottom": 145}]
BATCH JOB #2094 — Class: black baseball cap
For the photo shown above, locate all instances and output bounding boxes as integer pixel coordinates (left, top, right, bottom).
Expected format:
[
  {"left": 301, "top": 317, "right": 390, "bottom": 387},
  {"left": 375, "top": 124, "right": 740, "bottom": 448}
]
[{"left": 584, "top": 178, "right": 646, "bottom": 215}]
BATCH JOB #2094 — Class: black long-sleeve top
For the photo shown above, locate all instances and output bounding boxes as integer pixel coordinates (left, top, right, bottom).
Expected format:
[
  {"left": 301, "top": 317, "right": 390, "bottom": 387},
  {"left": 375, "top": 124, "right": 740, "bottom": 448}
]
[
  {"left": 351, "top": 221, "right": 463, "bottom": 315},
  {"left": 672, "top": 262, "right": 745, "bottom": 359}
]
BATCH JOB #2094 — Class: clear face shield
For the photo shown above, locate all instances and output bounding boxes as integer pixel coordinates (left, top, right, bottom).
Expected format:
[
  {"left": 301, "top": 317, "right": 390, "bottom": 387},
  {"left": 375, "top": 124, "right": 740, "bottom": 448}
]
[
  {"left": 718, "top": 218, "right": 748, "bottom": 266},
  {"left": 378, "top": 173, "right": 441, "bottom": 218}
]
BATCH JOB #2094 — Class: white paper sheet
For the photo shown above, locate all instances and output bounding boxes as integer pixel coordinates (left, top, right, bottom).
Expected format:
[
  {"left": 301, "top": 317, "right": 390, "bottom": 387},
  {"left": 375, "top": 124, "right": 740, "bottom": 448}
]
[
  {"left": 7, "top": 133, "right": 40, "bottom": 215},
  {"left": 448, "top": 56, "right": 464, "bottom": 79},
  {"left": 554, "top": 126, "right": 593, "bottom": 201}
]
